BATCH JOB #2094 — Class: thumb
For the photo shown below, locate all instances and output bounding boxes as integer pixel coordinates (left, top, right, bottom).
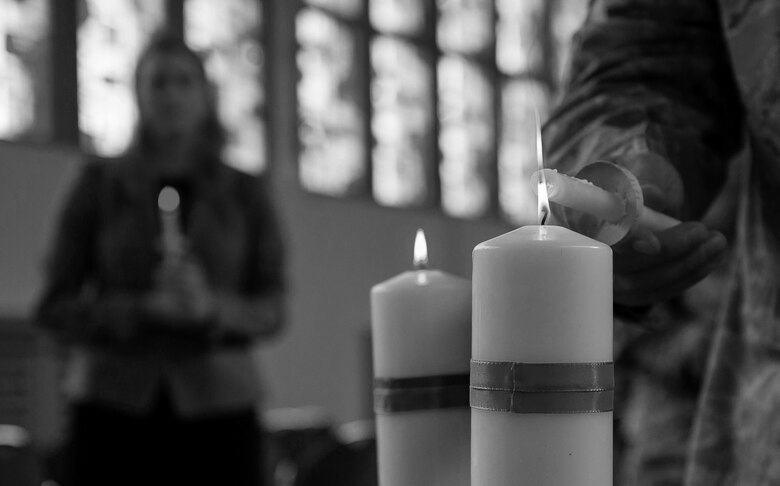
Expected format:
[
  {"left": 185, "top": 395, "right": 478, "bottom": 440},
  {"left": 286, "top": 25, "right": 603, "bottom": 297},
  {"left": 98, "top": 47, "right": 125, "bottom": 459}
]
[{"left": 641, "top": 184, "right": 667, "bottom": 212}]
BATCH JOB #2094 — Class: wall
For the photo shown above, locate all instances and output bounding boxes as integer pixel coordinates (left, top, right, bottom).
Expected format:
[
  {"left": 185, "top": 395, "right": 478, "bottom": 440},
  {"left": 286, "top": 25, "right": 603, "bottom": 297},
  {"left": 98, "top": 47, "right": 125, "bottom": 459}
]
[
  {"left": 0, "top": 141, "right": 81, "bottom": 317},
  {"left": 0, "top": 141, "right": 81, "bottom": 448}
]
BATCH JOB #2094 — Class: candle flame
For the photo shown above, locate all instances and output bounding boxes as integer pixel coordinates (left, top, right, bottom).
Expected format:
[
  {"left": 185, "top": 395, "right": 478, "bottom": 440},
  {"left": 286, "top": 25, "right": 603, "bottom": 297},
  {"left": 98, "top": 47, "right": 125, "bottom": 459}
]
[
  {"left": 535, "top": 110, "right": 550, "bottom": 225},
  {"left": 413, "top": 228, "right": 428, "bottom": 269},
  {"left": 158, "top": 186, "right": 180, "bottom": 213}
]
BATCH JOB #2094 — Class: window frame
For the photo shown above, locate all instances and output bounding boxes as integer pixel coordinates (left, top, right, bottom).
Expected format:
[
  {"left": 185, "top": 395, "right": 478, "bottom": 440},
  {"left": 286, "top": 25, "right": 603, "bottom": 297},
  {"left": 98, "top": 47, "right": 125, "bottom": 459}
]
[{"left": 293, "top": 0, "right": 583, "bottom": 223}]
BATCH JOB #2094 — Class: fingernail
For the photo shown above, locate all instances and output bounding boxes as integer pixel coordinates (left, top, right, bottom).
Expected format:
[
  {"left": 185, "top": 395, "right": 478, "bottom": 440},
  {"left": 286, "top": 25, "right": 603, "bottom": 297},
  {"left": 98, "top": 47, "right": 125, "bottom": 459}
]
[
  {"left": 702, "top": 234, "right": 728, "bottom": 257},
  {"left": 707, "top": 233, "right": 727, "bottom": 251}
]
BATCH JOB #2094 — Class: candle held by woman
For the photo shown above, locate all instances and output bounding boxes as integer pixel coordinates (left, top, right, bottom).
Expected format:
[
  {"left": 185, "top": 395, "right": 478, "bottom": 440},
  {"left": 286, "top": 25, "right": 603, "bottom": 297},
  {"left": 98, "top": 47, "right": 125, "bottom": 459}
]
[
  {"left": 157, "top": 185, "right": 185, "bottom": 261},
  {"left": 371, "top": 229, "right": 471, "bottom": 486}
]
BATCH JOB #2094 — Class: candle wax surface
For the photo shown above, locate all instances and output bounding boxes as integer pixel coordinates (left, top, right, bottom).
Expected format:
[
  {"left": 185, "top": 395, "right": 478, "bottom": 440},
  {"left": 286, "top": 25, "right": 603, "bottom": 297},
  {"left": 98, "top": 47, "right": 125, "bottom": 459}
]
[
  {"left": 473, "top": 224, "right": 612, "bottom": 363},
  {"left": 371, "top": 269, "right": 471, "bottom": 378}
]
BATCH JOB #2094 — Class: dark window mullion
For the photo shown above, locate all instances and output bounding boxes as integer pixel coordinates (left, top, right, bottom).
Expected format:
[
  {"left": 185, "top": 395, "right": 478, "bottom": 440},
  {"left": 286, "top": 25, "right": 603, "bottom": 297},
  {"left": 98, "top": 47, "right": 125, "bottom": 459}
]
[
  {"left": 360, "top": 0, "right": 374, "bottom": 199},
  {"left": 487, "top": 0, "right": 500, "bottom": 217},
  {"left": 50, "top": 0, "right": 79, "bottom": 144},
  {"left": 426, "top": 0, "right": 440, "bottom": 209},
  {"left": 166, "top": 0, "right": 185, "bottom": 38}
]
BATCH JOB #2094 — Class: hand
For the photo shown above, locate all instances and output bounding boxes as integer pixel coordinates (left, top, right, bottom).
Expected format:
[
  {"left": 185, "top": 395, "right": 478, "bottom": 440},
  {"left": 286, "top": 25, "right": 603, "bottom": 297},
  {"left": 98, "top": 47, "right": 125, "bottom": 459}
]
[
  {"left": 618, "top": 152, "right": 685, "bottom": 218},
  {"left": 144, "top": 256, "right": 216, "bottom": 329},
  {"left": 613, "top": 221, "right": 728, "bottom": 307}
]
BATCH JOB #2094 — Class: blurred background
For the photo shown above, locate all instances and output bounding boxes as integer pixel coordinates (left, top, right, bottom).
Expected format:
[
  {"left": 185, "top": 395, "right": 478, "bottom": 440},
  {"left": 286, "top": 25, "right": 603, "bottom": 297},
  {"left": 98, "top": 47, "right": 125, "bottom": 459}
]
[{"left": 0, "top": 0, "right": 588, "bottom": 483}]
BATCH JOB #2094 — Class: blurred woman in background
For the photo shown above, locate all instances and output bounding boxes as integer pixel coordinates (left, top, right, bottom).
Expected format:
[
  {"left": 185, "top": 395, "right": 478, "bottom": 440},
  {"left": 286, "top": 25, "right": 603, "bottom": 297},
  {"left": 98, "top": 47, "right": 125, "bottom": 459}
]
[{"left": 36, "top": 31, "right": 286, "bottom": 486}]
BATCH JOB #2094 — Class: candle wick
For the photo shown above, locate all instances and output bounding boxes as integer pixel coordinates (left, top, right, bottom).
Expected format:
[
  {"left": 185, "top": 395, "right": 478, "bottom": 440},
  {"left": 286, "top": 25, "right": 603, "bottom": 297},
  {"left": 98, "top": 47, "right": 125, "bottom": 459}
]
[
  {"left": 540, "top": 207, "right": 549, "bottom": 226},
  {"left": 414, "top": 260, "right": 428, "bottom": 271}
]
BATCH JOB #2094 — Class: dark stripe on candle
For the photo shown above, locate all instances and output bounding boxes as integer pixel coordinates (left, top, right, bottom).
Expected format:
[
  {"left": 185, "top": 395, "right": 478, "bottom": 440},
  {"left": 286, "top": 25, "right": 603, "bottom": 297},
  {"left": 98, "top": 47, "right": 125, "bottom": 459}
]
[
  {"left": 469, "top": 360, "right": 614, "bottom": 414},
  {"left": 471, "top": 360, "right": 614, "bottom": 392},
  {"left": 374, "top": 373, "right": 470, "bottom": 414},
  {"left": 470, "top": 388, "right": 614, "bottom": 414}
]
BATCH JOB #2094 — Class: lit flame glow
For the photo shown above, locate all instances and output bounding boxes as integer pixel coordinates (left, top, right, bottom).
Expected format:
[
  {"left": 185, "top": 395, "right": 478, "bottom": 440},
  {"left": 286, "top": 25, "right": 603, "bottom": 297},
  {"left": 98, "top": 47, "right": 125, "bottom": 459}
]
[
  {"left": 158, "top": 186, "right": 180, "bottom": 213},
  {"left": 535, "top": 110, "right": 550, "bottom": 225},
  {"left": 413, "top": 228, "right": 428, "bottom": 269}
]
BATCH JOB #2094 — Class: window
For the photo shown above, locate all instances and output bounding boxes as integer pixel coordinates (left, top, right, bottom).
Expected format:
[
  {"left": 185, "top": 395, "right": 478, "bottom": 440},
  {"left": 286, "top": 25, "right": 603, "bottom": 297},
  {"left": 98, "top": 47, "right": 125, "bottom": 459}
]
[
  {"left": 0, "top": 0, "right": 51, "bottom": 142},
  {"left": 186, "top": 0, "right": 267, "bottom": 174},
  {"left": 296, "top": 0, "right": 589, "bottom": 224},
  {"left": 77, "top": 0, "right": 165, "bottom": 156},
  {"left": 437, "top": 0, "right": 495, "bottom": 219},
  {"left": 297, "top": 5, "right": 368, "bottom": 196},
  {"left": 498, "top": 79, "right": 549, "bottom": 224},
  {"left": 370, "top": 13, "right": 436, "bottom": 207},
  {"left": 1, "top": 0, "right": 269, "bottom": 175}
]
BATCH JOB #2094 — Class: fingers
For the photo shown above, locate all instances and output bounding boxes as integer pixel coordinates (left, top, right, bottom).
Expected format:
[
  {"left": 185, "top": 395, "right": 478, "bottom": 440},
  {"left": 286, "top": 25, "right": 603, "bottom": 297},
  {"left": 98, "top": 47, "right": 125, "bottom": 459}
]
[
  {"left": 153, "top": 258, "right": 209, "bottom": 289},
  {"left": 614, "top": 230, "right": 728, "bottom": 306},
  {"left": 656, "top": 223, "right": 712, "bottom": 254},
  {"left": 626, "top": 226, "right": 661, "bottom": 255},
  {"left": 640, "top": 184, "right": 667, "bottom": 214},
  {"left": 151, "top": 256, "right": 213, "bottom": 319},
  {"left": 615, "top": 222, "right": 713, "bottom": 273},
  {"left": 144, "top": 284, "right": 214, "bottom": 326}
]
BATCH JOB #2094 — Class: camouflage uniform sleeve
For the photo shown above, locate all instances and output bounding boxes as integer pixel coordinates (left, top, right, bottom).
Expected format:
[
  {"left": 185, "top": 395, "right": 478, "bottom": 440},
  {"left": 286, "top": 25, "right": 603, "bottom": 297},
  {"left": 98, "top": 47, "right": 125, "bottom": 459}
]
[{"left": 544, "top": 0, "right": 743, "bottom": 221}]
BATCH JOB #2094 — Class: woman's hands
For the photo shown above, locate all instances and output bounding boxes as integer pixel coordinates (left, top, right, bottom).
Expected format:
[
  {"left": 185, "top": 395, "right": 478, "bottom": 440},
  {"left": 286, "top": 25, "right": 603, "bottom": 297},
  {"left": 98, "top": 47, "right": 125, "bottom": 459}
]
[{"left": 143, "top": 255, "right": 217, "bottom": 332}]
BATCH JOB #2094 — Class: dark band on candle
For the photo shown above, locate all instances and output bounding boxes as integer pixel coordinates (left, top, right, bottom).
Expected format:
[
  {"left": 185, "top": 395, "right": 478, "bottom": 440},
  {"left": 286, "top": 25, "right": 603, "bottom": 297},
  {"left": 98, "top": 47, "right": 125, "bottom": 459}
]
[
  {"left": 374, "top": 373, "right": 470, "bottom": 414},
  {"left": 469, "top": 360, "right": 614, "bottom": 414}
]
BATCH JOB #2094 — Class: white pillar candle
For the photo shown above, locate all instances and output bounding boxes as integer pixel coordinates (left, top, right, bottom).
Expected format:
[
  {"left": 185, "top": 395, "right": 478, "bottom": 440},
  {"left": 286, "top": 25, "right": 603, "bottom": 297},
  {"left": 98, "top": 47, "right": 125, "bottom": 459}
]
[
  {"left": 471, "top": 224, "right": 613, "bottom": 486},
  {"left": 371, "top": 229, "right": 471, "bottom": 486}
]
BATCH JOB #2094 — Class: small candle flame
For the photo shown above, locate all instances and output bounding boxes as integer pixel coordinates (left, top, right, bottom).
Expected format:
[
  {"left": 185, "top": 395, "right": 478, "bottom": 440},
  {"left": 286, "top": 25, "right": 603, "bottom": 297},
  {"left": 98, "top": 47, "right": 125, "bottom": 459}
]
[
  {"left": 535, "top": 110, "right": 550, "bottom": 225},
  {"left": 413, "top": 228, "right": 428, "bottom": 269},
  {"left": 158, "top": 186, "right": 180, "bottom": 213}
]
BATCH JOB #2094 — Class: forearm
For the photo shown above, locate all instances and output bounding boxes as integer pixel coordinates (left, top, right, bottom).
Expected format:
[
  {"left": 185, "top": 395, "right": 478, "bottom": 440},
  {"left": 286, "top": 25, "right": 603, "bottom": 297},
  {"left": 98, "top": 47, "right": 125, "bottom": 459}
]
[
  {"left": 36, "top": 289, "right": 285, "bottom": 349},
  {"left": 35, "top": 291, "right": 146, "bottom": 345},
  {"left": 545, "top": 0, "right": 743, "bottom": 220}
]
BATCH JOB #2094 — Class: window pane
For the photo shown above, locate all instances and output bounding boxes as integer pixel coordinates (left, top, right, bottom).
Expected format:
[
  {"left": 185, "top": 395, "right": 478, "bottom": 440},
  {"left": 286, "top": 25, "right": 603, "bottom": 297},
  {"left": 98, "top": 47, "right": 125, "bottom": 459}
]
[
  {"left": 297, "top": 8, "right": 367, "bottom": 196},
  {"left": 369, "top": 0, "right": 426, "bottom": 36},
  {"left": 371, "top": 37, "right": 434, "bottom": 208},
  {"left": 0, "top": 0, "right": 50, "bottom": 142},
  {"left": 495, "top": 0, "right": 544, "bottom": 76},
  {"left": 186, "top": 0, "right": 267, "bottom": 174},
  {"left": 438, "top": 56, "right": 494, "bottom": 218},
  {"left": 436, "top": 0, "right": 493, "bottom": 56},
  {"left": 498, "top": 79, "right": 549, "bottom": 225},
  {"left": 551, "top": 0, "right": 589, "bottom": 89},
  {"left": 305, "top": 0, "right": 364, "bottom": 18},
  {"left": 77, "top": 0, "right": 165, "bottom": 156}
]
